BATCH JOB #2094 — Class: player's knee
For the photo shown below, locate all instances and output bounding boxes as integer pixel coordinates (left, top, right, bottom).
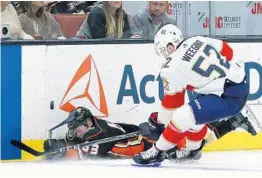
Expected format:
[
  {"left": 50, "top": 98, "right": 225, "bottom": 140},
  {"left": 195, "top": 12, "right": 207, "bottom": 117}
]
[{"left": 171, "top": 105, "right": 196, "bottom": 132}]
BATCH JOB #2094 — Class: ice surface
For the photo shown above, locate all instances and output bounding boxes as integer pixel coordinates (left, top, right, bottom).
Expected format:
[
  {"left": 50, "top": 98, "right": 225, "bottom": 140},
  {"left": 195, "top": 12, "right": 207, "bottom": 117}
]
[{"left": 1, "top": 150, "right": 262, "bottom": 178}]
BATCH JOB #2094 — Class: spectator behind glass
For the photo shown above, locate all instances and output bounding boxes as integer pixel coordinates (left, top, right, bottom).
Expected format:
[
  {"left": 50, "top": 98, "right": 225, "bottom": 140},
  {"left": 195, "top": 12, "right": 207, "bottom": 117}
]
[
  {"left": 19, "top": 1, "right": 64, "bottom": 39},
  {"left": 76, "top": 1, "right": 131, "bottom": 39},
  {"left": 1, "top": 1, "right": 33, "bottom": 39},
  {"left": 130, "top": 1, "right": 176, "bottom": 40}
]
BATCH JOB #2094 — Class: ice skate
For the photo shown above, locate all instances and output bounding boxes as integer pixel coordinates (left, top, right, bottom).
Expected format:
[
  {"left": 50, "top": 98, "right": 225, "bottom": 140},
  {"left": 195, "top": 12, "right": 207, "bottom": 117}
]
[{"left": 132, "top": 144, "right": 165, "bottom": 167}]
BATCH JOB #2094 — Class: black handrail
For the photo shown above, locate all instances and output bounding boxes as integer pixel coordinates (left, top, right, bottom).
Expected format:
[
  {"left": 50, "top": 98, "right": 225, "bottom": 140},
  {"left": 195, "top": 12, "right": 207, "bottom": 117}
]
[{"left": 1, "top": 36, "right": 262, "bottom": 46}]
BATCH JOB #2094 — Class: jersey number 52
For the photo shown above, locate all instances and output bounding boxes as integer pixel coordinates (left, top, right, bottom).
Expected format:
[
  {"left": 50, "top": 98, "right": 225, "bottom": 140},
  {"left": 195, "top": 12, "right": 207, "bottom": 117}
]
[{"left": 192, "top": 44, "right": 230, "bottom": 78}]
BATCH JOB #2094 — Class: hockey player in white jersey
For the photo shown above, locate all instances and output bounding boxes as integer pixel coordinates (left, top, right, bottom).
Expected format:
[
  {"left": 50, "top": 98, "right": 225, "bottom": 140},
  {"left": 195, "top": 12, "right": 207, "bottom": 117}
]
[{"left": 132, "top": 24, "right": 250, "bottom": 166}]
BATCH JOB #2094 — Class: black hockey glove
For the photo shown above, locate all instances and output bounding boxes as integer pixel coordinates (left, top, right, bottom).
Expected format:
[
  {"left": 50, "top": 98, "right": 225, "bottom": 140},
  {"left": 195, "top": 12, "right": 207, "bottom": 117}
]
[
  {"left": 43, "top": 139, "right": 67, "bottom": 161},
  {"left": 147, "top": 112, "right": 165, "bottom": 137},
  {"left": 137, "top": 113, "right": 165, "bottom": 141}
]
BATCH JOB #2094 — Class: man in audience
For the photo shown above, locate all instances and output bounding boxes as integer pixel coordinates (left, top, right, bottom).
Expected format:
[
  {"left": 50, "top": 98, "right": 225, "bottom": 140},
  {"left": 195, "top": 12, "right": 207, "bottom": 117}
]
[{"left": 130, "top": 1, "right": 176, "bottom": 40}]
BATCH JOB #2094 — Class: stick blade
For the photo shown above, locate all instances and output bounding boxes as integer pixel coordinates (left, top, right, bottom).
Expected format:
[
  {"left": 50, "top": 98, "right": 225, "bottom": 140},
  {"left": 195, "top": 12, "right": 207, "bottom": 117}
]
[{"left": 10, "top": 140, "right": 43, "bottom": 156}]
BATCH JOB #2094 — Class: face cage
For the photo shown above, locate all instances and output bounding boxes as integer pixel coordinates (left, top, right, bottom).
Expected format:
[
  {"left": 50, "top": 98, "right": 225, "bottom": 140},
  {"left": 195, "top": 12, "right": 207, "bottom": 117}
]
[
  {"left": 67, "top": 115, "right": 90, "bottom": 130},
  {"left": 66, "top": 118, "right": 93, "bottom": 140},
  {"left": 67, "top": 129, "right": 76, "bottom": 140},
  {"left": 67, "top": 119, "right": 87, "bottom": 140}
]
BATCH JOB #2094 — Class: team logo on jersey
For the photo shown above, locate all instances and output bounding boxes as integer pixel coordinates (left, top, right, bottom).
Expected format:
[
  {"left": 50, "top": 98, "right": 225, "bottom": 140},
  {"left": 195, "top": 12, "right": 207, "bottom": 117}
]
[
  {"left": 60, "top": 55, "right": 108, "bottom": 117},
  {"left": 161, "top": 77, "right": 170, "bottom": 91}
]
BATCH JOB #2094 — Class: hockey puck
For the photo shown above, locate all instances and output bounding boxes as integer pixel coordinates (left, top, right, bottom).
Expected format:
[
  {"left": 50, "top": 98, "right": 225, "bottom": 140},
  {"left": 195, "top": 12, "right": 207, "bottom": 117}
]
[{"left": 50, "top": 101, "right": 54, "bottom": 110}]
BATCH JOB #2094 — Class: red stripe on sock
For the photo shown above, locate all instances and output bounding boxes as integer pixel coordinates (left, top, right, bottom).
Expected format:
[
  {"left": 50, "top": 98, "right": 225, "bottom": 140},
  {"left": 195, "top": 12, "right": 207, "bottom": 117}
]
[
  {"left": 186, "top": 125, "right": 208, "bottom": 142},
  {"left": 162, "top": 122, "right": 185, "bottom": 144}
]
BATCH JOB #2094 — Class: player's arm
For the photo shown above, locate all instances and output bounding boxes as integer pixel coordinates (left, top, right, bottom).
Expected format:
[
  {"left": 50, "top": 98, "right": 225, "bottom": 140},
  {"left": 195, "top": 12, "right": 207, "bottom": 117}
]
[{"left": 204, "top": 37, "right": 233, "bottom": 61}]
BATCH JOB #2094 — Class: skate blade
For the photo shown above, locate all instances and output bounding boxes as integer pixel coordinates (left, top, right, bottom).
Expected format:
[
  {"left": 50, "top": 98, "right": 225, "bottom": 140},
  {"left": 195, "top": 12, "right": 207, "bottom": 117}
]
[{"left": 131, "top": 161, "right": 161, "bottom": 167}]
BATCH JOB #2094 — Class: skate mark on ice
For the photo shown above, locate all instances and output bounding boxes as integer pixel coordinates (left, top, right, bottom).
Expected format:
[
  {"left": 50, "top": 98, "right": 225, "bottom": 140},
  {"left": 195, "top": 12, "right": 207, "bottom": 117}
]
[{"left": 64, "top": 160, "right": 262, "bottom": 173}]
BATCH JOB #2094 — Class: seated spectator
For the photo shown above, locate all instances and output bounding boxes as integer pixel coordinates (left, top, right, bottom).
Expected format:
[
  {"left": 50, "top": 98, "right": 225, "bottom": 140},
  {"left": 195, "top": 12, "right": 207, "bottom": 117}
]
[
  {"left": 76, "top": 1, "right": 131, "bottom": 39},
  {"left": 1, "top": 1, "right": 33, "bottom": 39},
  {"left": 130, "top": 1, "right": 176, "bottom": 40},
  {"left": 19, "top": 1, "right": 64, "bottom": 39}
]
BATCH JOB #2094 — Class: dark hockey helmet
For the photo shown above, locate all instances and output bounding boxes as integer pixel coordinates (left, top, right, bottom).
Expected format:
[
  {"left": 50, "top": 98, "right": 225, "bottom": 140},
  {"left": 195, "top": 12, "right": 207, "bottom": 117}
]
[{"left": 67, "top": 107, "right": 95, "bottom": 130}]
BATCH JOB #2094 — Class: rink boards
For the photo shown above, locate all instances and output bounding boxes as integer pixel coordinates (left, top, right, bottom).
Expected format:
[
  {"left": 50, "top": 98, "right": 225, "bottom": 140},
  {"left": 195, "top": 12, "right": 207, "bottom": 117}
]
[{"left": 1, "top": 42, "right": 262, "bottom": 161}]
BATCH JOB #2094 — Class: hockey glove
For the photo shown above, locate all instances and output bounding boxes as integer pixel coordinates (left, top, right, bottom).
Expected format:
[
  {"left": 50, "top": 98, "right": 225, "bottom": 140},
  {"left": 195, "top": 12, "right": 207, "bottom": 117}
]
[
  {"left": 147, "top": 112, "right": 165, "bottom": 137},
  {"left": 43, "top": 139, "right": 67, "bottom": 160}
]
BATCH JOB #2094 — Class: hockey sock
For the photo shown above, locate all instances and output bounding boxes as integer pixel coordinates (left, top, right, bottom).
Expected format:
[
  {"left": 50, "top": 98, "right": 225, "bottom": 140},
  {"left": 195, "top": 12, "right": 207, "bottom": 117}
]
[
  {"left": 155, "top": 121, "right": 186, "bottom": 151},
  {"left": 185, "top": 125, "right": 208, "bottom": 150}
]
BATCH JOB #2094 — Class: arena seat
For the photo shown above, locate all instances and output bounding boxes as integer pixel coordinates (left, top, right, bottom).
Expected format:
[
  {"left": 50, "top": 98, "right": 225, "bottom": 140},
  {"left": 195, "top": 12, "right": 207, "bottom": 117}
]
[{"left": 53, "top": 14, "right": 88, "bottom": 39}]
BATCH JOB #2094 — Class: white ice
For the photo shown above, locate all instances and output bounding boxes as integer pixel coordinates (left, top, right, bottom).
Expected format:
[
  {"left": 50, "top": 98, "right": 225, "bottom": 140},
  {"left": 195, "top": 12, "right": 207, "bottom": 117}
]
[{"left": 1, "top": 150, "right": 262, "bottom": 178}]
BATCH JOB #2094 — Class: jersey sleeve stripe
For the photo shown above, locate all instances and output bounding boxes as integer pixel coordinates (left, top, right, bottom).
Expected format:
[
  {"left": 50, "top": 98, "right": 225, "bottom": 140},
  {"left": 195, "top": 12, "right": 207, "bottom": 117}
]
[
  {"left": 161, "top": 90, "right": 185, "bottom": 109},
  {"left": 221, "top": 41, "right": 233, "bottom": 61}
]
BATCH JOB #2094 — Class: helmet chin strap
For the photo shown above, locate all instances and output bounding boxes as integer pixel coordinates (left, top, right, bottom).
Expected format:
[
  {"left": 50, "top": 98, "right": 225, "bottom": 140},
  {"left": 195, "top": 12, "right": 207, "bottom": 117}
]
[
  {"left": 176, "top": 39, "right": 185, "bottom": 49},
  {"left": 163, "top": 51, "right": 170, "bottom": 59}
]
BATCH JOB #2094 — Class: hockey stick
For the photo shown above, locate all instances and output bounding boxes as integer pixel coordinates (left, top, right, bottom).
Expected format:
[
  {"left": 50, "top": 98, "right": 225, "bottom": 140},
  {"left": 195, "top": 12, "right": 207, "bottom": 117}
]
[{"left": 10, "top": 123, "right": 150, "bottom": 157}]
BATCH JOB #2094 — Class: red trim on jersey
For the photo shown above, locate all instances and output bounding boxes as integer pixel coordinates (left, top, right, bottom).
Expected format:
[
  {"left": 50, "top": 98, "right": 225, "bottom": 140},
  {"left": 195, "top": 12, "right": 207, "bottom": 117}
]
[
  {"left": 186, "top": 85, "right": 194, "bottom": 91},
  {"left": 221, "top": 41, "right": 233, "bottom": 61},
  {"left": 162, "top": 90, "right": 185, "bottom": 109},
  {"left": 186, "top": 125, "right": 208, "bottom": 142}
]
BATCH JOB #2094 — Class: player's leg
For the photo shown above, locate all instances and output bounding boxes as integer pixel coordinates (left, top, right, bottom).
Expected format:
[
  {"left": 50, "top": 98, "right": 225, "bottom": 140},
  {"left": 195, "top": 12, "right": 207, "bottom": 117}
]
[
  {"left": 143, "top": 105, "right": 258, "bottom": 162},
  {"left": 145, "top": 111, "right": 203, "bottom": 162},
  {"left": 208, "top": 112, "right": 256, "bottom": 139},
  {"left": 132, "top": 103, "right": 207, "bottom": 166},
  {"left": 166, "top": 104, "right": 259, "bottom": 162},
  {"left": 133, "top": 88, "right": 248, "bottom": 166},
  {"left": 166, "top": 106, "right": 259, "bottom": 162},
  {"left": 165, "top": 78, "right": 251, "bottom": 162}
]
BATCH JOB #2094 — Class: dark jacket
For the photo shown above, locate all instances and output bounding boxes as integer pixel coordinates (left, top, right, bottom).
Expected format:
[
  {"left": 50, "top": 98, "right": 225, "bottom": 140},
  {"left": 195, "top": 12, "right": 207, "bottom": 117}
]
[{"left": 76, "top": 5, "right": 131, "bottom": 39}]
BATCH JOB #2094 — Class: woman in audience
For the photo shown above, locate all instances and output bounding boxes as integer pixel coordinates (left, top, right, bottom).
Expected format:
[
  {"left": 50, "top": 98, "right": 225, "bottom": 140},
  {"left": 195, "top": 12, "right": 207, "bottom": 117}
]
[
  {"left": 76, "top": 1, "right": 131, "bottom": 39},
  {"left": 19, "top": 1, "right": 64, "bottom": 39},
  {"left": 1, "top": 1, "right": 33, "bottom": 39}
]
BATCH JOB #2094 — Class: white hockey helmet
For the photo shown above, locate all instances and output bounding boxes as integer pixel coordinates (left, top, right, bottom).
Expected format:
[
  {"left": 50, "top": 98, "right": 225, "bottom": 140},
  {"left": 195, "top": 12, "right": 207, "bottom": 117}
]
[{"left": 154, "top": 24, "right": 184, "bottom": 59}]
